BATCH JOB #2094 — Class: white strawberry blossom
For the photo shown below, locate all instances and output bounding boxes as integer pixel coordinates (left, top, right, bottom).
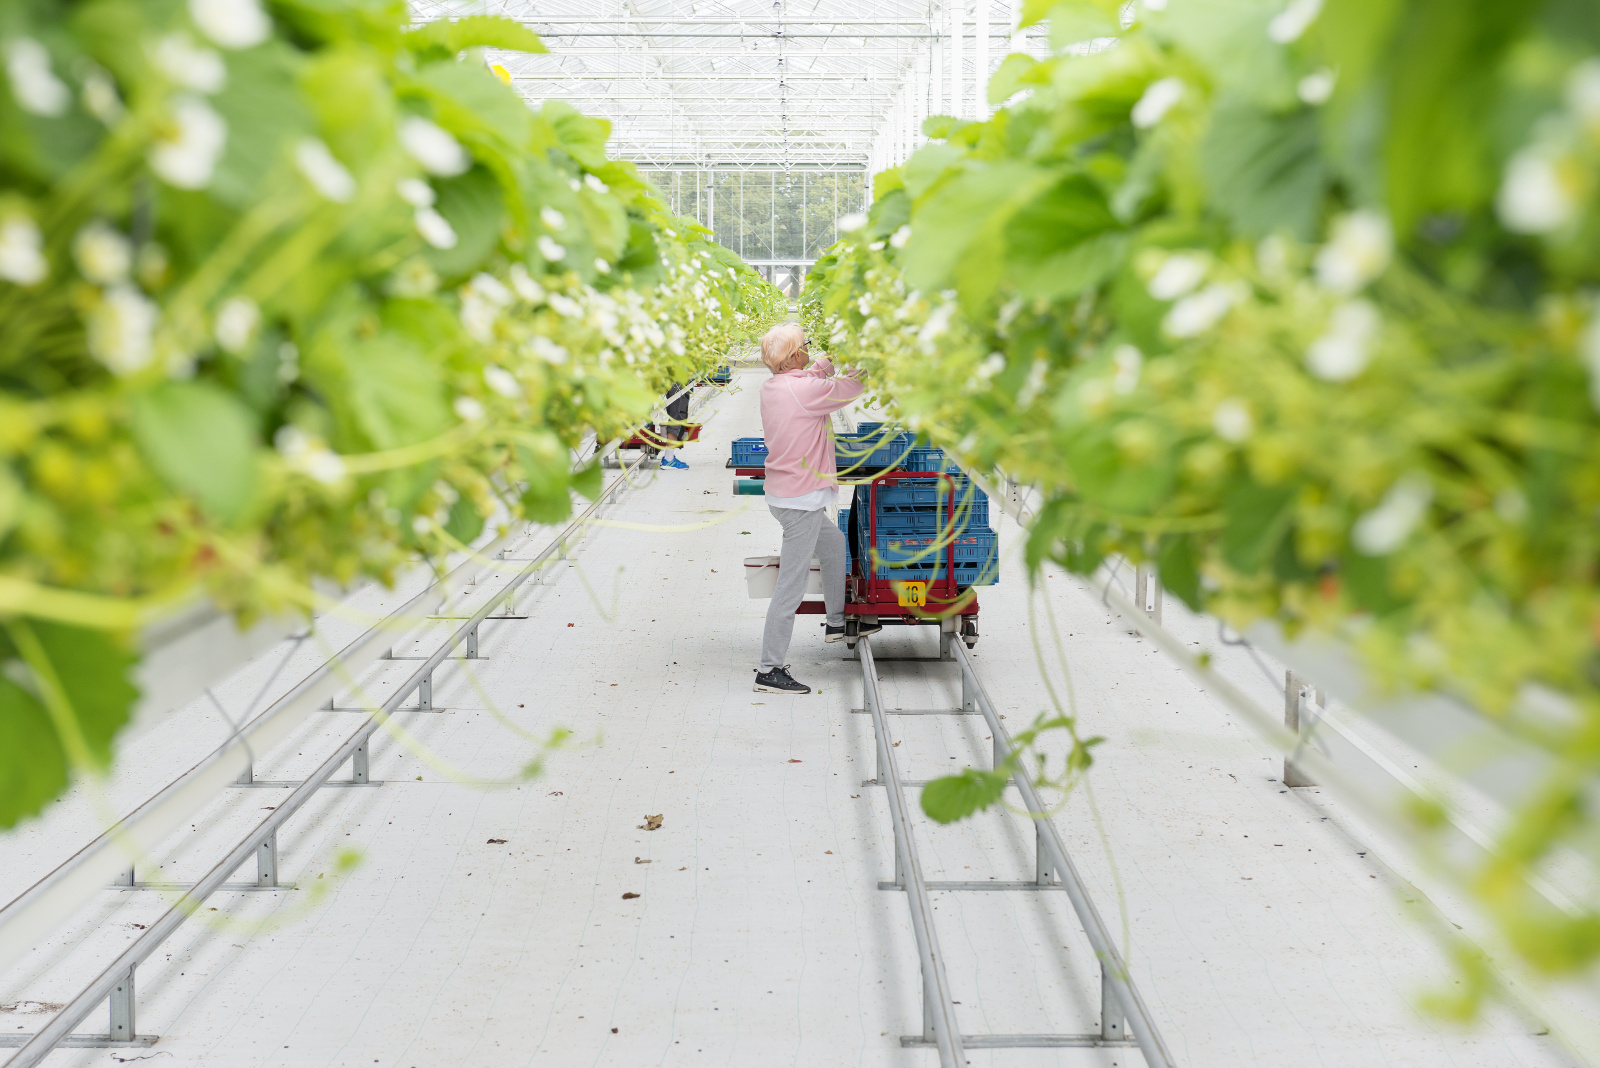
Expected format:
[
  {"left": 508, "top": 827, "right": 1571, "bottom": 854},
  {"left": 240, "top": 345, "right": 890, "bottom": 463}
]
[
  {"left": 154, "top": 34, "right": 226, "bottom": 93},
  {"left": 1497, "top": 147, "right": 1578, "bottom": 234},
  {"left": 1163, "top": 283, "right": 1238, "bottom": 337},
  {"left": 1131, "top": 77, "right": 1184, "bottom": 128},
  {"left": 81, "top": 67, "right": 124, "bottom": 123},
  {"left": 397, "top": 178, "right": 434, "bottom": 207},
  {"left": 1267, "top": 0, "right": 1322, "bottom": 43},
  {"left": 150, "top": 96, "right": 227, "bottom": 189},
  {"left": 274, "top": 425, "right": 346, "bottom": 484},
  {"left": 0, "top": 215, "right": 47, "bottom": 286},
  {"left": 1146, "top": 251, "right": 1207, "bottom": 300},
  {"left": 295, "top": 139, "right": 356, "bottom": 202},
  {"left": 399, "top": 117, "right": 469, "bottom": 176},
  {"left": 1212, "top": 398, "right": 1253, "bottom": 442},
  {"left": 5, "top": 38, "right": 69, "bottom": 116},
  {"left": 1353, "top": 474, "right": 1432, "bottom": 555},
  {"left": 71, "top": 222, "right": 132, "bottom": 285},
  {"left": 86, "top": 285, "right": 159, "bottom": 376},
  {"left": 483, "top": 364, "right": 520, "bottom": 398},
  {"left": 214, "top": 296, "right": 259, "bottom": 354},
  {"left": 189, "top": 0, "right": 272, "bottom": 49},
  {"left": 508, "top": 263, "right": 545, "bottom": 303},
  {"left": 414, "top": 207, "right": 456, "bottom": 249},
  {"left": 1306, "top": 299, "right": 1379, "bottom": 381},
  {"left": 1314, "top": 210, "right": 1392, "bottom": 293}
]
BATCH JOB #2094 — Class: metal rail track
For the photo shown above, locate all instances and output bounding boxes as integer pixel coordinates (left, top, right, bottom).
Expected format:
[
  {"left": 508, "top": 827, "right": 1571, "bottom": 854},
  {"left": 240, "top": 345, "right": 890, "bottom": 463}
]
[
  {"left": 856, "top": 630, "right": 1178, "bottom": 1068},
  {"left": 0, "top": 399, "right": 694, "bottom": 1062}
]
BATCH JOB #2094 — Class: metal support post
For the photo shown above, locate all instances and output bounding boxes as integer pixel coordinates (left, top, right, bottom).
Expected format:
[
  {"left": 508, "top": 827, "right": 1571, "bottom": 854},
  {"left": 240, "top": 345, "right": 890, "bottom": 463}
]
[
  {"left": 352, "top": 739, "right": 368, "bottom": 785},
  {"left": 1035, "top": 822, "right": 1055, "bottom": 885},
  {"left": 922, "top": 966, "right": 937, "bottom": 1042},
  {"left": 1150, "top": 570, "right": 1162, "bottom": 623},
  {"left": 1134, "top": 565, "right": 1148, "bottom": 615},
  {"left": 1101, "top": 964, "right": 1125, "bottom": 1041},
  {"left": 113, "top": 865, "right": 134, "bottom": 887},
  {"left": 109, "top": 965, "right": 135, "bottom": 1043},
  {"left": 465, "top": 623, "right": 479, "bottom": 659},
  {"left": 417, "top": 672, "right": 433, "bottom": 711},
  {"left": 939, "top": 618, "right": 955, "bottom": 660},
  {"left": 1284, "top": 671, "right": 1315, "bottom": 788},
  {"left": 257, "top": 833, "right": 278, "bottom": 888},
  {"left": 235, "top": 761, "right": 252, "bottom": 785},
  {"left": 875, "top": 721, "right": 885, "bottom": 785}
]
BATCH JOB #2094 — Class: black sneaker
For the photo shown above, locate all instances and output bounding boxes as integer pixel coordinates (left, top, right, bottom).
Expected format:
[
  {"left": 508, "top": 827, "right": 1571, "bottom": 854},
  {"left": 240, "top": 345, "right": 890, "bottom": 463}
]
[
  {"left": 753, "top": 666, "right": 811, "bottom": 694},
  {"left": 824, "top": 620, "right": 883, "bottom": 643}
]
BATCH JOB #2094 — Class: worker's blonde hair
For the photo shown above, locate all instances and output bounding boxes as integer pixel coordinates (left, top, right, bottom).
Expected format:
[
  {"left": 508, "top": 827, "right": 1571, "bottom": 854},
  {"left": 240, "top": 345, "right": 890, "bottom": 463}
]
[{"left": 759, "top": 322, "right": 805, "bottom": 373}]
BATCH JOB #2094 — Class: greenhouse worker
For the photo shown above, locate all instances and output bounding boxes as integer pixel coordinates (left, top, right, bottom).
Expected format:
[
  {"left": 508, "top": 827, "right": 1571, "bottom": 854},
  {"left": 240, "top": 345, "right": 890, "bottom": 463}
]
[
  {"left": 753, "top": 322, "right": 881, "bottom": 695},
  {"left": 657, "top": 380, "right": 692, "bottom": 470}
]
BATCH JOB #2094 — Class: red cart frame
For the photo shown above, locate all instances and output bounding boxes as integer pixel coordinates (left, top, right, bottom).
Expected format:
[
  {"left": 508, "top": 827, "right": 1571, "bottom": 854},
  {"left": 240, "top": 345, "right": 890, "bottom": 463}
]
[{"left": 794, "top": 472, "right": 979, "bottom": 644}]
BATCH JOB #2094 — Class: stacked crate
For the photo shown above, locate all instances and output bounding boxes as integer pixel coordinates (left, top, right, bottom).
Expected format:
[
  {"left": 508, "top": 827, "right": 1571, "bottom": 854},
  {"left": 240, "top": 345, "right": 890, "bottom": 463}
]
[
  {"left": 851, "top": 446, "right": 999, "bottom": 586},
  {"left": 834, "top": 429, "right": 912, "bottom": 469}
]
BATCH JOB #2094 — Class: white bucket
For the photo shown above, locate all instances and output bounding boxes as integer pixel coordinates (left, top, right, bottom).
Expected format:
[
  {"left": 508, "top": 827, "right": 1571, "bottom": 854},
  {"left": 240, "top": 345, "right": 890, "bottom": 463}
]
[{"left": 743, "top": 556, "right": 824, "bottom": 599}]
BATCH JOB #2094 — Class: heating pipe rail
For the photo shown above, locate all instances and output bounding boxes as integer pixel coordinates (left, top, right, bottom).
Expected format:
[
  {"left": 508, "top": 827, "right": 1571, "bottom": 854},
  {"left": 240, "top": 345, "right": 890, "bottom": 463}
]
[
  {"left": 0, "top": 431, "right": 668, "bottom": 1064},
  {"left": 855, "top": 629, "right": 1177, "bottom": 1068},
  {"left": 948, "top": 634, "right": 1177, "bottom": 1068},
  {"left": 857, "top": 636, "right": 965, "bottom": 1065}
]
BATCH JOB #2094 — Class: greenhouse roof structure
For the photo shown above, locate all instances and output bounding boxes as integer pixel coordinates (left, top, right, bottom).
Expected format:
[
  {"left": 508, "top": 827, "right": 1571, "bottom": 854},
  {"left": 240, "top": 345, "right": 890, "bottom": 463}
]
[{"left": 409, "top": 1, "right": 1038, "bottom": 174}]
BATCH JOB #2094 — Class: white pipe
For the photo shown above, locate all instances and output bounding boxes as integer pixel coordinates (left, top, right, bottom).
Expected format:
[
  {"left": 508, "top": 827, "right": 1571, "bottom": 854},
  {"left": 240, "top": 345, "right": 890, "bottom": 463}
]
[
  {"left": 976, "top": 0, "right": 989, "bottom": 118},
  {"left": 948, "top": 0, "right": 963, "bottom": 117}
]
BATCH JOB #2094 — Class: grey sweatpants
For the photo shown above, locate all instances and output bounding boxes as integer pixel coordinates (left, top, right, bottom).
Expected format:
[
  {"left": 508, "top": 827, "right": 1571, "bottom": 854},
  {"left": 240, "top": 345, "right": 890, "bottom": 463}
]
[{"left": 760, "top": 505, "right": 847, "bottom": 672}]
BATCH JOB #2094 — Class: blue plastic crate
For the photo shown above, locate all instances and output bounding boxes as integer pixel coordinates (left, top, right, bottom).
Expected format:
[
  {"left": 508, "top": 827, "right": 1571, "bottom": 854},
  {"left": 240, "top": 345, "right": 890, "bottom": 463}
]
[
  {"left": 870, "top": 502, "right": 989, "bottom": 535},
  {"left": 859, "top": 530, "right": 1000, "bottom": 585},
  {"left": 707, "top": 364, "right": 732, "bottom": 384},
  {"left": 839, "top": 508, "right": 851, "bottom": 570},
  {"left": 855, "top": 421, "right": 886, "bottom": 436},
  {"left": 874, "top": 476, "right": 978, "bottom": 508},
  {"left": 904, "top": 446, "right": 957, "bottom": 472},
  {"left": 731, "top": 436, "right": 768, "bottom": 467},
  {"left": 835, "top": 431, "right": 911, "bottom": 469}
]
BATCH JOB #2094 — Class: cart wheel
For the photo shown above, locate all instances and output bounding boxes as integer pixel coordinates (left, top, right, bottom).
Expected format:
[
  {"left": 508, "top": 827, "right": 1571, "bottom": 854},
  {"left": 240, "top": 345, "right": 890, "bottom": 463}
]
[
  {"left": 962, "top": 617, "right": 979, "bottom": 648},
  {"left": 844, "top": 619, "right": 859, "bottom": 648}
]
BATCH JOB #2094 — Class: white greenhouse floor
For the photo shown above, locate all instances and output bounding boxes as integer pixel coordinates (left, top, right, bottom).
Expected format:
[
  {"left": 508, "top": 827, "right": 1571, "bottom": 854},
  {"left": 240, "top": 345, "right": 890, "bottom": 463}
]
[{"left": 0, "top": 364, "right": 1579, "bottom": 1068}]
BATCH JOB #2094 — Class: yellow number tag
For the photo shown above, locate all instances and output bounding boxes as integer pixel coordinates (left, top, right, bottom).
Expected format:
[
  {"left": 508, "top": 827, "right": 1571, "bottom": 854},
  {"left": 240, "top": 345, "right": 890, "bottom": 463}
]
[{"left": 895, "top": 581, "right": 927, "bottom": 608}]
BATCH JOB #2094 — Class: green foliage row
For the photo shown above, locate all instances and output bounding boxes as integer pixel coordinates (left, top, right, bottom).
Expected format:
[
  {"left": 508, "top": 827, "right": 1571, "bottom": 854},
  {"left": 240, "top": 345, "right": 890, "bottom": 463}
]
[
  {"left": 806, "top": 0, "right": 1600, "bottom": 1010},
  {"left": 0, "top": 0, "right": 780, "bottom": 828}
]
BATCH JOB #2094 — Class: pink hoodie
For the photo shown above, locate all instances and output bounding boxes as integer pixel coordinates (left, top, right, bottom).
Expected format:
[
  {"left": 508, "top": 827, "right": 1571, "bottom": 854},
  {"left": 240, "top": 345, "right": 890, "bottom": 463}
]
[{"left": 759, "top": 356, "right": 865, "bottom": 498}]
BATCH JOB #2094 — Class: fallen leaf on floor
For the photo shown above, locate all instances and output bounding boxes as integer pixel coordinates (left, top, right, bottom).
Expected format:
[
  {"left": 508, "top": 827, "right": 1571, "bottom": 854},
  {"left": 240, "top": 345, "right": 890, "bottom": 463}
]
[
  {"left": 635, "top": 857, "right": 652, "bottom": 864},
  {"left": 739, "top": 531, "right": 750, "bottom": 534},
  {"left": 487, "top": 839, "right": 507, "bottom": 844},
  {"left": 567, "top": 623, "right": 575, "bottom": 627},
  {"left": 549, "top": 790, "right": 563, "bottom": 796},
  {"left": 622, "top": 892, "right": 640, "bottom": 900},
  {"left": 788, "top": 759, "right": 802, "bottom": 763},
  {"left": 678, "top": 866, "right": 687, "bottom": 870},
  {"left": 850, "top": 794, "right": 860, "bottom": 798},
  {"left": 893, "top": 741, "right": 901, "bottom": 747},
  {"left": 639, "top": 814, "right": 664, "bottom": 830},
  {"left": 825, "top": 850, "right": 833, "bottom": 855},
  {"left": 710, "top": 568, "right": 718, "bottom": 572},
  {"left": 611, "top": 1027, "right": 619, "bottom": 1033}
]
